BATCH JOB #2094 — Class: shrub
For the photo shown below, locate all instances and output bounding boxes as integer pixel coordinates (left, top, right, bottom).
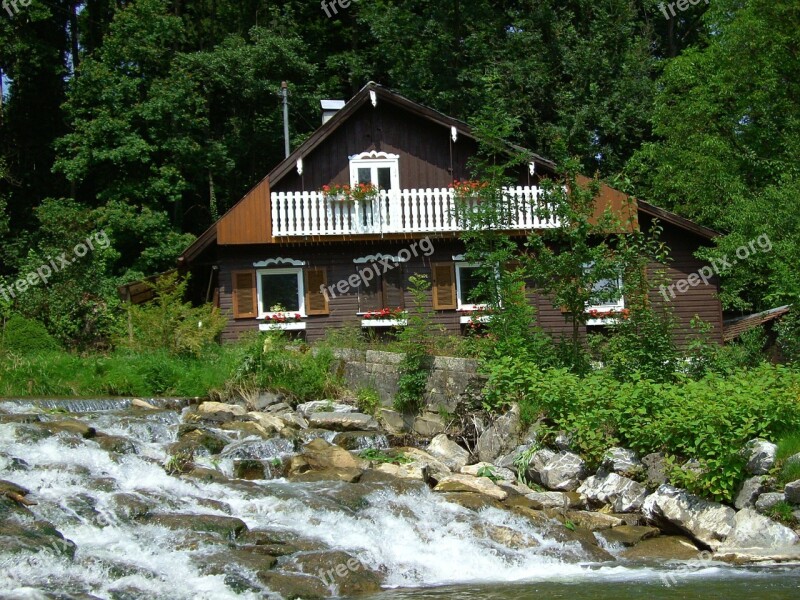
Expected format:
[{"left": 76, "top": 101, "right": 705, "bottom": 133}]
[
  {"left": 776, "top": 307, "right": 800, "bottom": 364},
  {"left": 394, "top": 274, "right": 434, "bottom": 414},
  {"left": 484, "top": 358, "right": 800, "bottom": 502},
  {"left": 1, "top": 314, "right": 60, "bottom": 355},
  {"left": 356, "top": 387, "right": 381, "bottom": 415}
]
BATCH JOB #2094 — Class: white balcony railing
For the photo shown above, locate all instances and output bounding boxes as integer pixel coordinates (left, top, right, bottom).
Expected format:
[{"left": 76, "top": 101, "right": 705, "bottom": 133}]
[{"left": 270, "top": 186, "right": 559, "bottom": 237}]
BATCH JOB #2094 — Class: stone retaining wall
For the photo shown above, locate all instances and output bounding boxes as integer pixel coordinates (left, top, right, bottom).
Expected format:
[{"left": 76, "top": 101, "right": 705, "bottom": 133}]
[{"left": 329, "top": 348, "right": 481, "bottom": 410}]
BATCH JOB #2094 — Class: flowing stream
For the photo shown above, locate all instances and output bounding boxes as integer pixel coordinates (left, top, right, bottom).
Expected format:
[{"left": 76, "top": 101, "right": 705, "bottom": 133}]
[{"left": 0, "top": 399, "right": 799, "bottom": 599}]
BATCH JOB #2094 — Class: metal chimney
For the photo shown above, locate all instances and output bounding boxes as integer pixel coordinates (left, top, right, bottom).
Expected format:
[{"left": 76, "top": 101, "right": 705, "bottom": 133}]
[{"left": 321, "top": 99, "right": 345, "bottom": 124}]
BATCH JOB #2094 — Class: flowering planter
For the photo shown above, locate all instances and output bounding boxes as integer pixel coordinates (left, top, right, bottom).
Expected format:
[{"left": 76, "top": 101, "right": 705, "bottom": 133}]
[
  {"left": 361, "top": 319, "right": 407, "bottom": 328},
  {"left": 459, "top": 315, "right": 491, "bottom": 325},
  {"left": 259, "top": 322, "right": 307, "bottom": 331}
]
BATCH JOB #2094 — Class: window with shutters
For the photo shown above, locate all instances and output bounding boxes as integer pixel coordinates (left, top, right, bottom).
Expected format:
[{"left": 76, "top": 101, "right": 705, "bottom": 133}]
[
  {"left": 356, "top": 263, "right": 405, "bottom": 314},
  {"left": 455, "top": 263, "right": 490, "bottom": 311},
  {"left": 256, "top": 268, "right": 305, "bottom": 318}
]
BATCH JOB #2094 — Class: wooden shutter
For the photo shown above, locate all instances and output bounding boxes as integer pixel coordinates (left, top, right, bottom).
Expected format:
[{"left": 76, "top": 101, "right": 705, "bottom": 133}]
[
  {"left": 305, "top": 268, "right": 329, "bottom": 315},
  {"left": 232, "top": 270, "right": 257, "bottom": 318},
  {"left": 383, "top": 265, "right": 405, "bottom": 309},
  {"left": 431, "top": 263, "right": 456, "bottom": 310}
]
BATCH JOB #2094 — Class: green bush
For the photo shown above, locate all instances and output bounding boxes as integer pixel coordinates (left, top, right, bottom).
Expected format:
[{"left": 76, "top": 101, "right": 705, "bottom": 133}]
[
  {"left": 1, "top": 314, "right": 60, "bottom": 355},
  {"left": 356, "top": 386, "right": 381, "bottom": 415},
  {"left": 394, "top": 274, "right": 434, "bottom": 414},
  {"left": 484, "top": 357, "right": 800, "bottom": 502},
  {"left": 777, "top": 307, "right": 800, "bottom": 364}
]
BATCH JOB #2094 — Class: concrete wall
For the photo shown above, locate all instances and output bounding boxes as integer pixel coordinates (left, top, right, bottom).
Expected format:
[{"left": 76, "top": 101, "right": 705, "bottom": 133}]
[{"left": 329, "top": 348, "right": 481, "bottom": 411}]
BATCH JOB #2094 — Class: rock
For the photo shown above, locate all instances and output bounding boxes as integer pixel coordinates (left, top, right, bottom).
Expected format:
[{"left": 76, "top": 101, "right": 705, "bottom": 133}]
[
  {"left": 257, "top": 571, "right": 330, "bottom": 599},
  {"left": 554, "top": 432, "right": 573, "bottom": 451},
  {"left": 755, "top": 492, "right": 784, "bottom": 513},
  {"left": 279, "top": 412, "right": 309, "bottom": 430},
  {"left": 441, "top": 492, "right": 506, "bottom": 511},
  {"left": 95, "top": 435, "right": 137, "bottom": 455},
  {"left": 193, "top": 401, "right": 247, "bottom": 422},
  {"left": 460, "top": 462, "right": 514, "bottom": 482},
  {"left": 41, "top": 419, "right": 96, "bottom": 438},
  {"left": 332, "top": 431, "right": 388, "bottom": 451},
  {"left": 784, "top": 480, "right": 800, "bottom": 504},
  {"left": 433, "top": 474, "right": 509, "bottom": 501},
  {"left": 291, "top": 438, "right": 360, "bottom": 474},
  {"left": 220, "top": 421, "right": 273, "bottom": 440},
  {"left": 523, "top": 448, "right": 556, "bottom": 484},
  {"left": 476, "top": 404, "right": 521, "bottom": 463},
  {"left": 396, "top": 447, "right": 452, "bottom": 481},
  {"left": 252, "top": 391, "right": 285, "bottom": 410},
  {"left": 378, "top": 408, "right": 407, "bottom": 434},
  {"left": 280, "top": 550, "right": 383, "bottom": 596},
  {"left": 169, "top": 428, "right": 228, "bottom": 458},
  {"left": 621, "top": 535, "right": 701, "bottom": 560},
  {"left": 734, "top": 476, "right": 769, "bottom": 510},
  {"left": 426, "top": 434, "right": 470, "bottom": 471},
  {"left": 307, "top": 412, "right": 380, "bottom": 432},
  {"left": 0, "top": 480, "right": 31, "bottom": 497},
  {"left": 219, "top": 437, "right": 295, "bottom": 461},
  {"left": 578, "top": 473, "right": 649, "bottom": 513},
  {"left": 536, "top": 451, "right": 588, "bottom": 492},
  {"left": 481, "top": 524, "right": 540, "bottom": 549},
  {"left": 642, "top": 484, "right": 735, "bottom": 550},
  {"left": 742, "top": 438, "right": 777, "bottom": 475},
  {"left": 714, "top": 547, "right": 800, "bottom": 564},
  {"left": 523, "top": 491, "right": 580, "bottom": 510},
  {"left": 551, "top": 510, "right": 624, "bottom": 531},
  {"left": 131, "top": 398, "right": 158, "bottom": 410},
  {"left": 374, "top": 462, "right": 429, "bottom": 482},
  {"left": 291, "top": 468, "right": 364, "bottom": 483},
  {"left": 596, "top": 525, "right": 661, "bottom": 547},
  {"left": 245, "top": 412, "right": 286, "bottom": 434},
  {"left": 786, "top": 452, "right": 800, "bottom": 466},
  {"left": 600, "top": 447, "right": 643, "bottom": 478},
  {"left": 412, "top": 412, "right": 446, "bottom": 437},
  {"left": 296, "top": 401, "right": 357, "bottom": 418},
  {"left": 233, "top": 460, "right": 266, "bottom": 480},
  {"left": 264, "top": 402, "right": 292, "bottom": 414},
  {"left": 108, "top": 493, "right": 151, "bottom": 520},
  {"left": 642, "top": 452, "right": 668, "bottom": 486},
  {"left": 146, "top": 513, "right": 247, "bottom": 539},
  {"left": 718, "top": 508, "right": 799, "bottom": 551},
  {"left": 186, "top": 467, "right": 229, "bottom": 483}
]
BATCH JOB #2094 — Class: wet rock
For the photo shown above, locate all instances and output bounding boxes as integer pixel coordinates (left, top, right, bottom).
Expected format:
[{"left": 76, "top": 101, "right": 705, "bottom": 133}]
[
  {"left": 396, "top": 447, "right": 452, "bottom": 482},
  {"left": 754, "top": 492, "right": 784, "bottom": 514},
  {"left": 476, "top": 404, "right": 521, "bottom": 463},
  {"left": 279, "top": 412, "right": 309, "bottom": 430},
  {"left": 578, "top": 473, "right": 648, "bottom": 513},
  {"left": 239, "top": 529, "right": 328, "bottom": 556},
  {"left": 535, "top": 451, "right": 588, "bottom": 492},
  {"left": 131, "top": 398, "right": 158, "bottom": 410},
  {"left": 280, "top": 550, "right": 383, "bottom": 596},
  {"left": 433, "top": 474, "right": 508, "bottom": 501},
  {"left": 332, "top": 431, "right": 388, "bottom": 451},
  {"left": 600, "top": 447, "right": 643, "bottom": 478},
  {"left": 193, "top": 547, "right": 277, "bottom": 581},
  {"left": 170, "top": 428, "right": 228, "bottom": 456},
  {"left": 95, "top": 434, "right": 137, "bottom": 455},
  {"left": 257, "top": 571, "right": 331, "bottom": 599},
  {"left": 186, "top": 467, "right": 230, "bottom": 483},
  {"left": 481, "top": 523, "right": 540, "bottom": 549},
  {"left": 244, "top": 411, "right": 287, "bottom": 434},
  {"left": 289, "top": 438, "right": 361, "bottom": 476},
  {"left": 550, "top": 510, "right": 624, "bottom": 531},
  {"left": 0, "top": 480, "right": 30, "bottom": 498},
  {"left": 290, "top": 468, "right": 363, "bottom": 483},
  {"left": 714, "top": 547, "right": 800, "bottom": 564},
  {"left": 192, "top": 401, "right": 248, "bottom": 422},
  {"left": 460, "top": 462, "right": 514, "bottom": 482},
  {"left": 221, "top": 437, "right": 295, "bottom": 461},
  {"left": 734, "top": 476, "right": 770, "bottom": 510},
  {"left": 233, "top": 460, "right": 266, "bottom": 480},
  {"left": 426, "top": 434, "right": 470, "bottom": 471},
  {"left": 717, "top": 508, "right": 798, "bottom": 551},
  {"left": 742, "top": 438, "right": 777, "bottom": 475},
  {"left": 296, "top": 401, "right": 357, "bottom": 418},
  {"left": 522, "top": 491, "right": 580, "bottom": 510},
  {"left": 41, "top": 418, "right": 96, "bottom": 439},
  {"left": 641, "top": 452, "right": 668, "bottom": 486},
  {"left": 373, "top": 462, "right": 429, "bottom": 482},
  {"left": 0, "top": 413, "right": 41, "bottom": 424},
  {"left": 0, "top": 517, "right": 77, "bottom": 559},
  {"left": 219, "top": 421, "right": 274, "bottom": 440},
  {"left": 145, "top": 513, "right": 247, "bottom": 540},
  {"left": 108, "top": 493, "right": 151, "bottom": 520},
  {"left": 440, "top": 492, "right": 505, "bottom": 511},
  {"left": 620, "top": 535, "right": 701, "bottom": 560},
  {"left": 308, "top": 412, "right": 380, "bottom": 432},
  {"left": 596, "top": 525, "right": 660, "bottom": 547},
  {"left": 784, "top": 479, "right": 800, "bottom": 504},
  {"left": 411, "top": 412, "right": 446, "bottom": 437},
  {"left": 642, "top": 484, "right": 735, "bottom": 550}
]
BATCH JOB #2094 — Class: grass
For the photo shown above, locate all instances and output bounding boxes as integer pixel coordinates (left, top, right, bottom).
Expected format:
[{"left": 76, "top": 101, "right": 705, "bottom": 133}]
[
  {"left": 776, "top": 432, "right": 800, "bottom": 485},
  {"left": 765, "top": 501, "right": 798, "bottom": 526},
  {"left": 359, "top": 448, "right": 412, "bottom": 465}
]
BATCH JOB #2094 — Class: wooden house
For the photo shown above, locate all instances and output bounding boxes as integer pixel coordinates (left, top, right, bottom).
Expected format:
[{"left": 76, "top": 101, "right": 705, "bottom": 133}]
[{"left": 179, "top": 83, "right": 723, "bottom": 346}]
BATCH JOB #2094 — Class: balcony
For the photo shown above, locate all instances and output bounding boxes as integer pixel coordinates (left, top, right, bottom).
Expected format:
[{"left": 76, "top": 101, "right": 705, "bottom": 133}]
[{"left": 270, "top": 186, "right": 559, "bottom": 237}]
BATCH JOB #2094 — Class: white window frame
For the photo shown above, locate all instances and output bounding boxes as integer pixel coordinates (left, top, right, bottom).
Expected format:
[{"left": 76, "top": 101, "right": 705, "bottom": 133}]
[
  {"left": 455, "top": 262, "right": 489, "bottom": 312},
  {"left": 256, "top": 267, "right": 305, "bottom": 319},
  {"left": 584, "top": 265, "right": 625, "bottom": 325},
  {"left": 348, "top": 151, "right": 400, "bottom": 191}
]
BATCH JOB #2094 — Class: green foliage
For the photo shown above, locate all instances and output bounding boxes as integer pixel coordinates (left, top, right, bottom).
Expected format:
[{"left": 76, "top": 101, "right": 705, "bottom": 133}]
[
  {"left": 355, "top": 387, "right": 381, "bottom": 416},
  {"left": 120, "top": 272, "right": 226, "bottom": 357},
  {"left": 231, "top": 332, "right": 340, "bottom": 403},
  {"left": 776, "top": 308, "right": 800, "bottom": 364},
  {"left": 394, "top": 274, "right": 434, "bottom": 414},
  {"left": 476, "top": 465, "right": 502, "bottom": 482},
  {"left": 485, "top": 358, "right": 800, "bottom": 502},
  {"left": 765, "top": 501, "right": 798, "bottom": 527},
  {"left": 0, "top": 314, "right": 60, "bottom": 355},
  {"left": 359, "top": 449, "right": 412, "bottom": 465}
]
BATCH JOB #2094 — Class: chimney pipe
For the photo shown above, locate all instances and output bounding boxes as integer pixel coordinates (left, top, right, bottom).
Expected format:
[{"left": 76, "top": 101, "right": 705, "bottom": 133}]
[{"left": 281, "top": 81, "right": 290, "bottom": 158}]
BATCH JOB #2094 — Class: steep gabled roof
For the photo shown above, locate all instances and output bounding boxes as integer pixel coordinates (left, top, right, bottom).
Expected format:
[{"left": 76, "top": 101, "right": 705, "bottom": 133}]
[{"left": 638, "top": 200, "right": 719, "bottom": 240}]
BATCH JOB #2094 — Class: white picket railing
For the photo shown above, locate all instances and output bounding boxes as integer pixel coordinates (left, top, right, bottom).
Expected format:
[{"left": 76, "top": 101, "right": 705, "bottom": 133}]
[{"left": 270, "top": 186, "right": 559, "bottom": 237}]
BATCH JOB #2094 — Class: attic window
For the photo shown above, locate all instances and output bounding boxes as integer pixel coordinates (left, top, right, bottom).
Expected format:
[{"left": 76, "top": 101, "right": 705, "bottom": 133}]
[{"left": 349, "top": 151, "right": 399, "bottom": 191}]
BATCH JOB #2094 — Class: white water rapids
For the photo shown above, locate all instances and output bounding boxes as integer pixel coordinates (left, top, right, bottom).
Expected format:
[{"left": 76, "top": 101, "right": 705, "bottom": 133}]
[{"left": 0, "top": 400, "right": 746, "bottom": 599}]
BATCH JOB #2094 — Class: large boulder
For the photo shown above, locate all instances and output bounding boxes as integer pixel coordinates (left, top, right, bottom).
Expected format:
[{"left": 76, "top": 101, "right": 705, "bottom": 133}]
[
  {"left": 433, "top": 474, "right": 508, "bottom": 501},
  {"left": 742, "top": 439, "right": 777, "bottom": 475},
  {"left": 734, "top": 476, "right": 770, "bottom": 510},
  {"left": 599, "top": 447, "right": 643, "bottom": 478},
  {"left": 784, "top": 480, "right": 800, "bottom": 504},
  {"left": 531, "top": 450, "right": 588, "bottom": 492},
  {"left": 426, "top": 434, "right": 470, "bottom": 471},
  {"left": 412, "top": 412, "right": 446, "bottom": 437},
  {"left": 641, "top": 452, "right": 668, "bottom": 486},
  {"left": 755, "top": 492, "right": 785, "bottom": 514},
  {"left": 578, "top": 473, "right": 649, "bottom": 513},
  {"left": 192, "top": 402, "right": 247, "bottom": 422},
  {"left": 307, "top": 412, "right": 380, "bottom": 432},
  {"left": 718, "top": 508, "right": 798, "bottom": 551},
  {"left": 289, "top": 438, "right": 360, "bottom": 475},
  {"left": 296, "top": 401, "right": 357, "bottom": 418},
  {"left": 523, "top": 491, "right": 580, "bottom": 510},
  {"left": 476, "top": 404, "right": 521, "bottom": 463},
  {"left": 460, "top": 462, "right": 515, "bottom": 483},
  {"left": 642, "top": 484, "right": 735, "bottom": 550},
  {"left": 396, "top": 447, "right": 452, "bottom": 482},
  {"left": 245, "top": 412, "right": 287, "bottom": 434}
]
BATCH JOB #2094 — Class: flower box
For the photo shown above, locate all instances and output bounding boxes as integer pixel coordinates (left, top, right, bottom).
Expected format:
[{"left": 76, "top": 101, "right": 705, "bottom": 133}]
[
  {"left": 259, "top": 321, "right": 307, "bottom": 331},
  {"left": 361, "top": 319, "right": 407, "bottom": 328}
]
